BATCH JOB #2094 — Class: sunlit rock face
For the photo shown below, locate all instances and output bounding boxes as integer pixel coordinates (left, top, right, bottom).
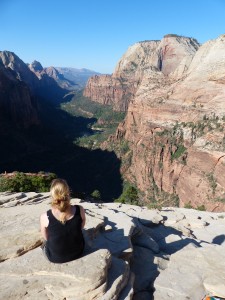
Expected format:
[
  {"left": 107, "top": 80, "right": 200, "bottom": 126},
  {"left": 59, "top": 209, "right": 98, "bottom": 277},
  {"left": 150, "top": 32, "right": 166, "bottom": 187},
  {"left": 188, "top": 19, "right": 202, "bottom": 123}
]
[
  {"left": 84, "top": 35, "right": 199, "bottom": 111},
  {"left": 84, "top": 34, "right": 225, "bottom": 211}
]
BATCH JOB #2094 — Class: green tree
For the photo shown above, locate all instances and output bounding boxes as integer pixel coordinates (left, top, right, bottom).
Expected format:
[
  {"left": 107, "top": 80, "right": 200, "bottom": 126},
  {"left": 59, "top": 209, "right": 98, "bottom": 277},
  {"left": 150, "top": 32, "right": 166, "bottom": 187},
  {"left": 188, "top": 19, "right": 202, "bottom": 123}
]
[
  {"left": 91, "top": 189, "right": 101, "bottom": 201},
  {"left": 115, "top": 184, "right": 139, "bottom": 205}
]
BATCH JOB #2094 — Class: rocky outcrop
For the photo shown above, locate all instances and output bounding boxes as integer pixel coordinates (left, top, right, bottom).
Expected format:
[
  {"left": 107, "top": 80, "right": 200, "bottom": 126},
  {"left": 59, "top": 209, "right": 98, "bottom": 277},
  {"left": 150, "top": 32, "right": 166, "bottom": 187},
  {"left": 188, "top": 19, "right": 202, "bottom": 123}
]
[
  {"left": 1, "top": 192, "right": 225, "bottom": 299},
  {"left": 83, "top": 35, "right": 199, "bottom": 111},
  {"left": 0, "top": 51, "right": 68, "bottom": 104},
  {"left": 85, "top": 34, "right": 225, "bottom": 211},
  {"left": 29, "top": 61, "right": 77, "bottom": 90},
  {"left": 0, "top": 51, "right": 40, "bottom": 92},
  {"left": 28, "top": 60, "right": 44, "bottom": 73}
]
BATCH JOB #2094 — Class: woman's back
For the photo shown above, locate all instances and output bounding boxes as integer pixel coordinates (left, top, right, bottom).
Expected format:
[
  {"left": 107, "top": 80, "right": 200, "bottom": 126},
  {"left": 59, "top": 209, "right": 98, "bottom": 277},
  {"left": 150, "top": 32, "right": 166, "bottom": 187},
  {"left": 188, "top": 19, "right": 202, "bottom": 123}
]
[{"left": 45, "top": 205, "right": 84, "bottom": 263}]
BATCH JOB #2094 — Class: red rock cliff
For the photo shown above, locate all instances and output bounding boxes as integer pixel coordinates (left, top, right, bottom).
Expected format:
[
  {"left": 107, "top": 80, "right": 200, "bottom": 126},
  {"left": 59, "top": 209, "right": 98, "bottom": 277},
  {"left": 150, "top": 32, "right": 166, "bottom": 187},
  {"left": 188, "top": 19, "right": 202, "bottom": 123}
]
[
  {"left": 87, "top": 34, "right": 225, "bottom": 211},
  {"left": 84, "top": 36, "right": 199, "bottom": 111}
]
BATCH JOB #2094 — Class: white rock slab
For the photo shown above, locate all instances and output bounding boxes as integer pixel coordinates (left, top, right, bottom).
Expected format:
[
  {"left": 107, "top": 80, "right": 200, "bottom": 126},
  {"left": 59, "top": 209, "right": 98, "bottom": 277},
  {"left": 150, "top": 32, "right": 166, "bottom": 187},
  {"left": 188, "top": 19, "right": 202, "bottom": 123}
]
[
  {"left": 0, "top": 192, "right": 25, "bottom": 205},
  {"left": 0, "top": 202, "right": 48, "bottom": 261},
  {"left": 0, "top": 247, "right": 111, "bottom": 300},
  {"left": 138, "top": 209, "right": 164, "bottom": 226},
  {"left": 153, "top": 244, "right": 225, "bottom": 299}
]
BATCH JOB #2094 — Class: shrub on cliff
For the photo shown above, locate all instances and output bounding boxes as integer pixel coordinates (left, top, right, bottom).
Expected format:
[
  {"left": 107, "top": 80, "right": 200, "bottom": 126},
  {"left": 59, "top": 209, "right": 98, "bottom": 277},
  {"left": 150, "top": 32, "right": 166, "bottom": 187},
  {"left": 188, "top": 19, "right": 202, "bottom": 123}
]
[
  {"left": 0, "top": 172, "right": 57, "bottom": 192},
  {"left": 115, "top": 183, "right": 139, "bottom": 205},
  {"left": 90, "top": 189, "right": 102, "bottom": 202}
]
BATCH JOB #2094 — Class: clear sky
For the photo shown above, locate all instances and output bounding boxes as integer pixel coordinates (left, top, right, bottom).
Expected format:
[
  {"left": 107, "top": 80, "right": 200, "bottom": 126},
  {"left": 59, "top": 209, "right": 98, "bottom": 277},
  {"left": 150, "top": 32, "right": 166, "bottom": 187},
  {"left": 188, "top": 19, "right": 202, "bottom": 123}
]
[{"left": 0, "top": 0, "right": 224, "bottom": 74}]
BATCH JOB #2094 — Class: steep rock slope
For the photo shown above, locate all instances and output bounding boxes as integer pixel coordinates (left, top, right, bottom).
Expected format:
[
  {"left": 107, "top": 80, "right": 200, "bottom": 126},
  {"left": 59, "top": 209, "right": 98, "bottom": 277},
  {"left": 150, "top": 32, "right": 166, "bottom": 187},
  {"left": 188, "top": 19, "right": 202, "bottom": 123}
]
[
  {"left": 0, "top": 51, "right": 67, "bottom": 103},
  {"left": 0, "top": 52, "right": 69, "bottom": 167},
  {"left": 29, "top": 61, "right": 78, "bottom": 90},
  {"left": 0, "top": 61, "right": 39, "bottom": 128},
  {"left": 83, "top": 35, "right": 199, "bottom": 111},
  {"left": 84, "top": 34, "right": 225, "bottom": 211}
]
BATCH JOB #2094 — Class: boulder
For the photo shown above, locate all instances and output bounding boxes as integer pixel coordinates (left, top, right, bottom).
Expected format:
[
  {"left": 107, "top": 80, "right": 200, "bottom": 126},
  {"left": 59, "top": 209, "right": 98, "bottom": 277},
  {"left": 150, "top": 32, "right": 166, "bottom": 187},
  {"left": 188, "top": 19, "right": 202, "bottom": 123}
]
[{"left": 0, "top": 248, "right": 111, "bottom": 300}]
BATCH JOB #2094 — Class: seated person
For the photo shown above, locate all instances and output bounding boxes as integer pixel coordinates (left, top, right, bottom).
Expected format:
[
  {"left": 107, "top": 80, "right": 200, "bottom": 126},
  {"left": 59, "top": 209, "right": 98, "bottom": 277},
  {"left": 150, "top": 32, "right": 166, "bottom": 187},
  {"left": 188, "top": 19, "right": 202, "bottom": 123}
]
[{"left": 40, "top": 178, "right": 85, "bottom": 263}]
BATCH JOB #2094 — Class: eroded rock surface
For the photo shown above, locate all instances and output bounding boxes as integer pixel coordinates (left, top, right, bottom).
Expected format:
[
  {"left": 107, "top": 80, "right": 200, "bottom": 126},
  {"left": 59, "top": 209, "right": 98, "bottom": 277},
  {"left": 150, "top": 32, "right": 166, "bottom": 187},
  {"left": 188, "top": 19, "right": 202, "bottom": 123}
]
[{"left": 0, "top": 193, "right": 225, "bottom": 299}]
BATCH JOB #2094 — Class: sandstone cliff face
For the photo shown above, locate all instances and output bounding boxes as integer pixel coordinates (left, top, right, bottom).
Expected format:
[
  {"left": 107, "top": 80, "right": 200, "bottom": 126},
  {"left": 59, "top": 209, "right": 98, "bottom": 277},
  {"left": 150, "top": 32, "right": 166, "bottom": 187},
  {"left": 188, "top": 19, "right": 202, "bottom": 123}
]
[
  {"left": 83, "top": 35, "right": 199, "bottom": 111},
  {"left": 84, "top": 74, "right": 138, "bottom": 110},
  {"left": 86, "top": 34, "right": 225, "bottom": 211}
]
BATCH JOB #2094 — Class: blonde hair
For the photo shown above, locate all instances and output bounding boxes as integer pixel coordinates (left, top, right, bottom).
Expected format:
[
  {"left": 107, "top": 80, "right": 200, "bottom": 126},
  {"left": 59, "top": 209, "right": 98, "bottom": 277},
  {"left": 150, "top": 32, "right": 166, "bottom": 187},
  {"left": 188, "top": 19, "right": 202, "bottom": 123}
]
[{"left": 50, "top": 178, "right": 71, "bottom": 224}]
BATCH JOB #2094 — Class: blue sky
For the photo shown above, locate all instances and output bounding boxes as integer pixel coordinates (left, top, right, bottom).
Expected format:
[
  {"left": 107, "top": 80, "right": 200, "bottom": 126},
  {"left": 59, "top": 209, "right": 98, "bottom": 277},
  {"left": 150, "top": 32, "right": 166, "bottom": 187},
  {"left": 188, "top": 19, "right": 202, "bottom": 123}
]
[{"left": 0, "top": 0, "right": 225, "bottom": 74}]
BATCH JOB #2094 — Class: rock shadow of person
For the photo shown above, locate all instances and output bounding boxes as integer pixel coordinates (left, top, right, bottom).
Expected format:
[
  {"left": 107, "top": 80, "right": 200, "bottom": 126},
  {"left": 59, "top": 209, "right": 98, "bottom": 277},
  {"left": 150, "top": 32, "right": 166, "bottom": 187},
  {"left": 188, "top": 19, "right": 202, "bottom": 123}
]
[
  {"left": 212, "top": 234, "right": 225, "bottom": 245},
  {"left": 136, "top": 218, "right": 202, "bottom": 255},
  {"left": 83, "top": 216, "right": 131, "bottom": 260}
]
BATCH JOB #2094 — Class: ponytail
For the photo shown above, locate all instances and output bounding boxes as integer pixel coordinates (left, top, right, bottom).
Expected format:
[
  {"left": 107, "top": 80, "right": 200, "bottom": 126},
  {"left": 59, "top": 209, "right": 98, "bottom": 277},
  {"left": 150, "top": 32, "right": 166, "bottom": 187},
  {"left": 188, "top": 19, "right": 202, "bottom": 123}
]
[{"left": 50, "top": 179, "right": 70, "bottom": 224}]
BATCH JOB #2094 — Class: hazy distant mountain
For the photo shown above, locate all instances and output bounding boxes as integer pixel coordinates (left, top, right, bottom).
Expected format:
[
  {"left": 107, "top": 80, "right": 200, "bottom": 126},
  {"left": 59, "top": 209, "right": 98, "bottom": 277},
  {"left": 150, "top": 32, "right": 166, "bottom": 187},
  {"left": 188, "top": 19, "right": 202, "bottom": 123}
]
[
  {"left": 29, "top": 61, "right": 78, "bottom": 91},
  {"left": 56, "top": 67, "right": 101, "bottom": 89},
  {"left": 29, "top": 62, "right": 101, "bottom": 90}
]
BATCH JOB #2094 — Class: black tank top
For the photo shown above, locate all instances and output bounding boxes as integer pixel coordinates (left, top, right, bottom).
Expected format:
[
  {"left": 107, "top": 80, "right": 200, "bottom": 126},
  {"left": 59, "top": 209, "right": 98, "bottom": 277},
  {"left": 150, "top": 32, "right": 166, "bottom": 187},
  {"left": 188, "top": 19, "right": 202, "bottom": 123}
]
[{"left": 45, "top": 205, "right": 84, "bottom": 263}]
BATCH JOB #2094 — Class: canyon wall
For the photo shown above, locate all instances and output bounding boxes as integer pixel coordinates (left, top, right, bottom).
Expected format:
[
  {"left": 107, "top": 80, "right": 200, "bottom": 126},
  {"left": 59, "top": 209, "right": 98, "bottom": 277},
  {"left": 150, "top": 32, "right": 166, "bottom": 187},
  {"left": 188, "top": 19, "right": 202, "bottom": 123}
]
[
  {"left": 0, "top": 60, "right": 39, "bottom": 128},
  {"left": 0, "top": 51, "right": 71, "bottom": 168},
  {"left": 85, "top": 34, "right": 225, "bottom": 211}
]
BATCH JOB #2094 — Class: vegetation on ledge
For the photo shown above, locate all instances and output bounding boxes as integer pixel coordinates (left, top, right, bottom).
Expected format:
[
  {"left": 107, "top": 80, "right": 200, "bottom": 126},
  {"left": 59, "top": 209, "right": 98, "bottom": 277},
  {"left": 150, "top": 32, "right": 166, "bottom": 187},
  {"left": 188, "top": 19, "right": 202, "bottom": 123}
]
[{"left": 0, "top": 172, "right": 57, "bottom": 192}]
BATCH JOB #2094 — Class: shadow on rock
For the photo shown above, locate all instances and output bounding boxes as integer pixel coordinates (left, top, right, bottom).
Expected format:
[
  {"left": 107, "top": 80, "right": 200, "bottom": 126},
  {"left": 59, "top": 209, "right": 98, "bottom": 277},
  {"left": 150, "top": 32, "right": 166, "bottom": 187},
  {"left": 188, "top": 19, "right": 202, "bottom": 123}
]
[{"left": 212, "top": 234, "right": 225, "bottom": 245}]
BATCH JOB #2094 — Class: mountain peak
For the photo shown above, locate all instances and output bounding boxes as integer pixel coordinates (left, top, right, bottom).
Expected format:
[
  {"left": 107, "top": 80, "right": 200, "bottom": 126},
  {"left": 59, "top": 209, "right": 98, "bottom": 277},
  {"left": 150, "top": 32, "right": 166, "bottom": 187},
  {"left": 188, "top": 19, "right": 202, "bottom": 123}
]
[{"left": 29, "top": 60, "right": 43, "bottom": 72}]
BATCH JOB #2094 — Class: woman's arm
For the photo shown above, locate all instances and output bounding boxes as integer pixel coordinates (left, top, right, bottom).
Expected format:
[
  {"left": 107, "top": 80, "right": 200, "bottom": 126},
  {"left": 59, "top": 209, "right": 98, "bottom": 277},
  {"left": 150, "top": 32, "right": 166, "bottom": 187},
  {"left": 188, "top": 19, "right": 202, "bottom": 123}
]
[
  {"left": 80, "top": 206, "right": 86, "bottom": 229},
  {"left": 40, "top": 212, "right": 49, "bottom": 240}
]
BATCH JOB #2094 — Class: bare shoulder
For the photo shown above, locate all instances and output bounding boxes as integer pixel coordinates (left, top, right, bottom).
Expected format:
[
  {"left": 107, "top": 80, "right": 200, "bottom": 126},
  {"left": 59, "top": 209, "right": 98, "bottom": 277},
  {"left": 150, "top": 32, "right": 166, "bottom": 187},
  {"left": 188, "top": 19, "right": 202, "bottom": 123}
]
[
  {"left": 73, "top": 204, "right": 84, "bottom": 212},
  {"left": 79, "top": 205, "right": 85, "bottom": 211},
  {"left": 79, "top": 205, "right": 85, "bottom": 213},
  {"left": 78, "top": 205, "right": 86, "bottom": 228},
  {"left": 40, "top": 211, "right": 49, "bottom": 227},
  {"left": 78, "top": 205, "right": 85, "bottom": 217}
]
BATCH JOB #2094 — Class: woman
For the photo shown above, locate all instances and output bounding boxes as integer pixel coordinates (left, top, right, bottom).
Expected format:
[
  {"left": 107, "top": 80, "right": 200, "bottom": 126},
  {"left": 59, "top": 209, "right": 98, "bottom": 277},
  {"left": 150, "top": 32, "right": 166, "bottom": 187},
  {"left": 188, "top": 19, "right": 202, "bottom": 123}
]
[{"left": 40, "top": 178, "right": 85, "bottom": 263}]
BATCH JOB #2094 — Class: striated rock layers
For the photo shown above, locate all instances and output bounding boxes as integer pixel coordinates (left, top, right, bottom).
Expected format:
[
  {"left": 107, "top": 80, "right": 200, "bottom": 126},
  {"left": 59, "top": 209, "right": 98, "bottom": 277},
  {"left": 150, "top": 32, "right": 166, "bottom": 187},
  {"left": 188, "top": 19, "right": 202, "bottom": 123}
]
[
  {"left": 1, "top": 192, "right": 225, "bottom": 299},
  {"left": 84, "top": 34, "right": 225, "bottom": 211}
]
